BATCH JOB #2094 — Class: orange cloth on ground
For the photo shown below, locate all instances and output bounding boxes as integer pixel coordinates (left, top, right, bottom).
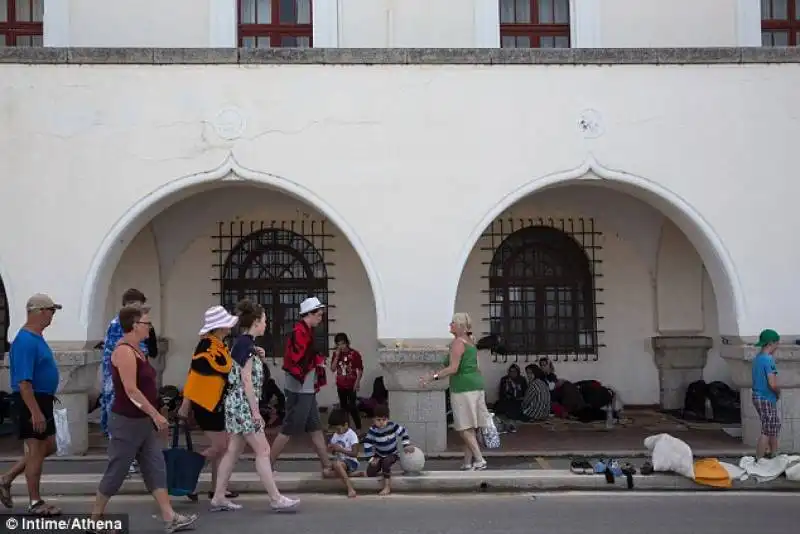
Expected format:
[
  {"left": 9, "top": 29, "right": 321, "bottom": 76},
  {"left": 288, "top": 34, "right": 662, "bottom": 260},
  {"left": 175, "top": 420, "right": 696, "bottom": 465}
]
[{"left": 693, "top": 458, "right": 732, "bottom": 489}]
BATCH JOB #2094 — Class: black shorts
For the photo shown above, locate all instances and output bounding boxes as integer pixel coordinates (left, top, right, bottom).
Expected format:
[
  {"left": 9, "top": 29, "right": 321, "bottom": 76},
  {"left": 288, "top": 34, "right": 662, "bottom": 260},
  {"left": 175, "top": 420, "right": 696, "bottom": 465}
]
[
  {"left": 191, "top": 402, "right": 226, "bottom": 432},
  {"left": 281, "top": 391, "right": 322, "bottom": 435},
  {"left": 13, "top": 392, "right": 56, "bottom": 441}
]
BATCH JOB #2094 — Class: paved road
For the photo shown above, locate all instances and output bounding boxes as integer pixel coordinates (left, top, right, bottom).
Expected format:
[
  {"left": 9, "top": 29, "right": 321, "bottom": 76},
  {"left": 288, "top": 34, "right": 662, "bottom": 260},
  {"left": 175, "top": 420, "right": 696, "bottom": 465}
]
[{"left": 0, "top": 493, "right": 792, "bottom": 534}]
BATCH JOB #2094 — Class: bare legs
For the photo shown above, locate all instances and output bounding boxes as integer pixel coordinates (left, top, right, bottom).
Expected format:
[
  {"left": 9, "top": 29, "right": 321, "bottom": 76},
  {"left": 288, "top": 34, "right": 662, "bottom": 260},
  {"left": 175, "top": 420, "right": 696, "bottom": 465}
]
[
  {"left": 756, "top": 434, "right": 780, "bottom": 459},
  {"left": 25, "top": 437, "right": 56, "bottom": 506},
  {"left": 213, "top": 432, "right": 296, "bottom": 509},
  {"left": 202, "top": 431, "right": 229, "bottom": 496},
  {"left": 91, "top": 488, "right": 176, "bottom": 523},
  {"left": 325, "top": 461, "right": 358, "bottom": 498},
  {"left": 459, "top": 429, "right": 485, "bottom": 468},
  {"left": 270, "top": 430, "right": 331, "bottom": 473}
]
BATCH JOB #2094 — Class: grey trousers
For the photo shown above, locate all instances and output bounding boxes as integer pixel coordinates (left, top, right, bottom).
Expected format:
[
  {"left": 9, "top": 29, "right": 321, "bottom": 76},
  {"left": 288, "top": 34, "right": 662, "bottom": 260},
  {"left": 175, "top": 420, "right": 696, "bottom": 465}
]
[{"left": 99, "top": 413, "right": 167, "bottom": 496}]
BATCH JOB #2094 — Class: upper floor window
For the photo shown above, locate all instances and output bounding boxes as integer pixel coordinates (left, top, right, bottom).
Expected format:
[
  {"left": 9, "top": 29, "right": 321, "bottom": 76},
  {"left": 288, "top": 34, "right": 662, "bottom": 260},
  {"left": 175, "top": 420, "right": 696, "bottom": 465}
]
[
  {"left": 761, "top": 0, "right": 799, "bottom": 46},
  {"left": 238, "top": 0, "right": 312, "bottom": 48},
  {"left": 500, "top": 0, "right": 570, "bottom": 48},
  {"left": 0, "top": 0, "right": 43, "bottom": 47}
]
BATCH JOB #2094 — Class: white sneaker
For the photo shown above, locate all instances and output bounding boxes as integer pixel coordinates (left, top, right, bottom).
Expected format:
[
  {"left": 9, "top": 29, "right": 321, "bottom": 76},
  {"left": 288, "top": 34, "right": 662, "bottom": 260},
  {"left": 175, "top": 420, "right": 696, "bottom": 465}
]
[
  {"left": 270, "top": 496, "right": 300, "bottom": 512},
  {"left": 472, "top": 460, "right": 488, "bottom": 471},
  {"left": 459, "top": 463, "right": 473, "bottom": 471}
]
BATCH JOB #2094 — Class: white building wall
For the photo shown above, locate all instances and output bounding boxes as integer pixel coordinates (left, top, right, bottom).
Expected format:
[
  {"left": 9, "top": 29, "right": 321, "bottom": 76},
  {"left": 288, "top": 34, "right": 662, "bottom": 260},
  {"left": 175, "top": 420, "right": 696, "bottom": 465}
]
[
  {"left": 335, "top": 0, "right": 498, "bottom": 48},
  {"left": 0, "top": 62, "right": 798, "bottom": 348},
  {"left": 595, "top": 0, "right": 740, "bottom": 48},
  {"left": 42, "top": 0, "right": 761, "bottom": 48},
  {"left": 48, "top": 0, "right": 216, "bottom": 48}
]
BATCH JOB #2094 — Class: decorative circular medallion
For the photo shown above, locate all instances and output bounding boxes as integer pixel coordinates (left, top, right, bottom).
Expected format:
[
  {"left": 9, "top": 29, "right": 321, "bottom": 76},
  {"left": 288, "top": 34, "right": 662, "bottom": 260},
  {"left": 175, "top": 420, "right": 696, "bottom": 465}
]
[
  {"left": 213, "top": 107, "right": 246, "bottom": 140},
  {"left": 578, "top": 109, "right": 604, "bottom": 139}
]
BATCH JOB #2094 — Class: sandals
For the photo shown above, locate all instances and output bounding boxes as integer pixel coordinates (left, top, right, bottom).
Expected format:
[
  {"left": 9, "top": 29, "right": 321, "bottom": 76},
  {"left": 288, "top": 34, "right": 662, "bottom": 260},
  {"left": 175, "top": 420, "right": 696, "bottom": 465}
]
[
  {"left": 0, "top": 480, "right": 13, "bottom": 509},
  {"left": 28, "top": 500, "right": 62, "bottom": 516}
]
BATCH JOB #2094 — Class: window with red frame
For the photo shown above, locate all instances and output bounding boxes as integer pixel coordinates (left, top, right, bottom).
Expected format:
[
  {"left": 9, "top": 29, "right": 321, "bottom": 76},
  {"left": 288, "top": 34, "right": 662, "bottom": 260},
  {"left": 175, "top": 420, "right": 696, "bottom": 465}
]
[
  {"left": 762, "top": 0, "right": 799, "bottom": 45},
  {"left": 238, "top": 0, "right": 313, "bottom": 48},
  {"left": 1, "top": 0, "right": 43, "bottom": 47},
  {"left": 500, "top": 0, "right": 570, "bottom": 48}
]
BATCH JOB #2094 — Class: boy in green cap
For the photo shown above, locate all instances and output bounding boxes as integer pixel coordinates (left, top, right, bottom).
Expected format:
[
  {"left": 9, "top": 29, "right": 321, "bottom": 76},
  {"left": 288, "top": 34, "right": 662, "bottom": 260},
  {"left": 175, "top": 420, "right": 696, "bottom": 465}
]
[{"left": 751, "top": 329, "right": 781, "bottom": 459}]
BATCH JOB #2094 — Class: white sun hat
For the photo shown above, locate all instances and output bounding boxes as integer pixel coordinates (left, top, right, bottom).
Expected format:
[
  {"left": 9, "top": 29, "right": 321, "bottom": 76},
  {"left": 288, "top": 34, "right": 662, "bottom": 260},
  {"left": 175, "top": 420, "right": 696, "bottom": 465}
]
[
  {"left": 199, "top": 305, "right": 239, "bottom": 335},
  {"left": 299, "top": 296, "right": 326, "bottom": 315}
]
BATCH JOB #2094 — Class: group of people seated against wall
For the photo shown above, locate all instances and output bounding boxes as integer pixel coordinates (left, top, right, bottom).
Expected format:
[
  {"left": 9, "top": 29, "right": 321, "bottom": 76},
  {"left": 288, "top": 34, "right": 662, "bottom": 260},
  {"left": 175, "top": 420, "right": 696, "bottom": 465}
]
[{"left": 492, "top": 358, "right": 618, "bottom": 424}]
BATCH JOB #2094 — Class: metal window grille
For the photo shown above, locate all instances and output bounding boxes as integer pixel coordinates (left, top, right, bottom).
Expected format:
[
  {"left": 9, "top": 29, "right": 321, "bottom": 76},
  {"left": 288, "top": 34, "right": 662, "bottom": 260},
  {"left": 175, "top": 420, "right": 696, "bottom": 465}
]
[
  {"left": 481, "top": 217, "right": 604, "bottom": 363},
  {"left": 212, "top": 219, "right": 334, "bottom": 362}
]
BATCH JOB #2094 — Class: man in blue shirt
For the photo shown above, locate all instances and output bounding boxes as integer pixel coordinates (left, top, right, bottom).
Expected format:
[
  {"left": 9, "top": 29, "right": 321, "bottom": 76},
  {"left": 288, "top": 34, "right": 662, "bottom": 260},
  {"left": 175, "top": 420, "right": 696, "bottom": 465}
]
[
  {"left": 0, "top": 294, "right": 62, "bottom": 516},
  {"left": 751, "top": 328, "right": 781, "bottom": 460}
]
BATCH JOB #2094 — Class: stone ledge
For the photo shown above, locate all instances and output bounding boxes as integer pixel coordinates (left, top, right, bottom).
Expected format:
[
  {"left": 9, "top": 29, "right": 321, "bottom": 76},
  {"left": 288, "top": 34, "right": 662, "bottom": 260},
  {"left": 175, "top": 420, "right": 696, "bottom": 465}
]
[
  {"left": 10, "top": 470, "right": 799, "bottom": 496},
  {"left": 1, "top": 47, "right": 799, "bottom": 65}
]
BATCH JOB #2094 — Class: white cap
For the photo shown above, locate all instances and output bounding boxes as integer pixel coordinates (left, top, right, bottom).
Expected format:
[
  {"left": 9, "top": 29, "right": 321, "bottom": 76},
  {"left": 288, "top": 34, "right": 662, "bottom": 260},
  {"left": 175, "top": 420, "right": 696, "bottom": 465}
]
[
  {"left": 299, "top": 297, "right": 326, "bottom": 315},
  {"left": 199, "top": 305, "right": 239, "bottom": 335}
]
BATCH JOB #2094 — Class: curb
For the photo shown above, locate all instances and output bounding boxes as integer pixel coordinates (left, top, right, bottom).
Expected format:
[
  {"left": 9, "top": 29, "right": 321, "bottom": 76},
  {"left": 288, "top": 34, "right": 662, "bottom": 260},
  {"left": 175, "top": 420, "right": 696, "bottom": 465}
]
[
  {"left": 8, "top": 470, "right": 798, "bottom": 497},
  {"left": 0, "top": 449, "right": 751, "bottom": 463}
]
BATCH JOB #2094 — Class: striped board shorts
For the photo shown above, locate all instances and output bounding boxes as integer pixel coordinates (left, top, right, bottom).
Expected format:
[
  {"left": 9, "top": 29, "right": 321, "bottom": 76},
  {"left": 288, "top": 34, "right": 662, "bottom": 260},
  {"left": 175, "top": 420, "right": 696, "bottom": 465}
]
[{"left": 752, "top": 396, "right": 781, "bottom": 438}]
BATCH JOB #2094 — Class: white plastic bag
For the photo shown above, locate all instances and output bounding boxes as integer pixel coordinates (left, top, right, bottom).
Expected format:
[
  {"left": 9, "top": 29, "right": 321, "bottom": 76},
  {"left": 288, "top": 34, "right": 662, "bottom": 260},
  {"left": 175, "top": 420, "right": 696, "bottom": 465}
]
[
  {"left": 478, "top": 412, "right": 501, "bottom": 449},
  {"left": 54, "top": 407, "right": 71, "bottom": 456},
  {"left": 644, "top": 433, "right": 694, "bottom": 479}
]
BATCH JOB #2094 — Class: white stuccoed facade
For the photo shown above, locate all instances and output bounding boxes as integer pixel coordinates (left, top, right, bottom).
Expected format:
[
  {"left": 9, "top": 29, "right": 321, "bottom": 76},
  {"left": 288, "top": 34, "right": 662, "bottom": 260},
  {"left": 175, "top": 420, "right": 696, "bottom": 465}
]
[{"left": 0, "top": 0, "right": 796, "bottom": 452}]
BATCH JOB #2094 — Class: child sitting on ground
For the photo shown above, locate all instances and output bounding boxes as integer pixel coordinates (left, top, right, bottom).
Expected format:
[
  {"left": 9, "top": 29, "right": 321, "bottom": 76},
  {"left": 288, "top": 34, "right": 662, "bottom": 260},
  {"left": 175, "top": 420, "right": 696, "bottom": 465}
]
[
  {"left": 362, "top": 404, "right": 415, "bottom": 496},
  {"left": 324, "top": 408, "right": 363, "bottom": 498}
]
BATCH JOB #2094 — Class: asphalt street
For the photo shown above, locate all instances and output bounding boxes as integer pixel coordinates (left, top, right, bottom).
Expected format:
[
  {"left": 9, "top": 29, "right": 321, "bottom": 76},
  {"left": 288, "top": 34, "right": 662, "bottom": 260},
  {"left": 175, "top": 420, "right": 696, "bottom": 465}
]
[{"left": 0, "top": 493, "right": 791, "bottom": 534}]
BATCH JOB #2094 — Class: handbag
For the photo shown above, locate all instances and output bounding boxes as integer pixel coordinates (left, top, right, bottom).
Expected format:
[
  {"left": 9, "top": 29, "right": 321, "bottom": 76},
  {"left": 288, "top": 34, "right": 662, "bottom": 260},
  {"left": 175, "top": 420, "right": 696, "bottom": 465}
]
[
  {"left": 478, "top": 411, "right": 501, "bottom": 449},
  {"left": 162, "top": 421, "right": 206, "bottom": 497}
]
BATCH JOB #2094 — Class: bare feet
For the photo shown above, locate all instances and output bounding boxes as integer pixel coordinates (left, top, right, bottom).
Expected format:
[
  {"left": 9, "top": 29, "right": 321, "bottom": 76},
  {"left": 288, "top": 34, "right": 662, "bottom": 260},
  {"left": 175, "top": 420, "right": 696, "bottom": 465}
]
[
  {"left": 378, "top": 487, "right": 391, "bottom": 496},
  {"left": 347, "top": 488, "right": 357, "bottom": 498}
]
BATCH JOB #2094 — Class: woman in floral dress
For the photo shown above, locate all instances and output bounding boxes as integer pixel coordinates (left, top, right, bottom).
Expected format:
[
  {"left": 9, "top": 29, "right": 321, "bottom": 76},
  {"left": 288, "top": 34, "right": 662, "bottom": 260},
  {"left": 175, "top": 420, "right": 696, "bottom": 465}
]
[{"left": 210, "top": 299, "right": 299, "bottom": 512}]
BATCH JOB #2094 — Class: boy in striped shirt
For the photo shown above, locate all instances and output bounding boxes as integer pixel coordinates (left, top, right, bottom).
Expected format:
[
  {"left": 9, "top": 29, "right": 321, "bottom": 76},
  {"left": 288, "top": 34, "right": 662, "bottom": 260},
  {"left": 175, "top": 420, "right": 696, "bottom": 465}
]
[{"left": 362, "top": 404, "right": 415, "bottom": 495}]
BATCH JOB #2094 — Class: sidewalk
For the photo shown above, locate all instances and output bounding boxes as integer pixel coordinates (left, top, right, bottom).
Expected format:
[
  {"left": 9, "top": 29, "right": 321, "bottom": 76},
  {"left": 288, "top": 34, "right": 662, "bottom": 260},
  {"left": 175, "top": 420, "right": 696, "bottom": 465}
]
[{"left": 6, "top": 470, "right": 798, "bottom": 497}]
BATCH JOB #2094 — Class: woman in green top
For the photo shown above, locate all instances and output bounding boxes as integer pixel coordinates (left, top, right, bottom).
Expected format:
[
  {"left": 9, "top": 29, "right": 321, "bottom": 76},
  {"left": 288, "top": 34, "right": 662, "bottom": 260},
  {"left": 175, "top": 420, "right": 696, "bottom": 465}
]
[{"left": 423, "top": 313, "right": 489, "bottom": 470}]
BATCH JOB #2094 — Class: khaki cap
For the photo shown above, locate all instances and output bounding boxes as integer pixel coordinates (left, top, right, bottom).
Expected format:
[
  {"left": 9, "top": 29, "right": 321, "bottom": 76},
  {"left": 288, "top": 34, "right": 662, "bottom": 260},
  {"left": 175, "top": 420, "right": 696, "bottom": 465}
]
[{"left": 26, "top": 293, "right": 63, "bottom": 312}]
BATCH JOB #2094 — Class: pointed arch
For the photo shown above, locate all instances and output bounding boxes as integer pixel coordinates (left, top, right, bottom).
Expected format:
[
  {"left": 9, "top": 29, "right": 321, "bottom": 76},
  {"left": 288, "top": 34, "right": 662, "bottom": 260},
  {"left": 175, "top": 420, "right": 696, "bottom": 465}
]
[
  {"left": 454, "top": 156, "right": 744, "bottom": 336},
  {"left": 80, "top": 152, "right": 384, "bottom": 340}
]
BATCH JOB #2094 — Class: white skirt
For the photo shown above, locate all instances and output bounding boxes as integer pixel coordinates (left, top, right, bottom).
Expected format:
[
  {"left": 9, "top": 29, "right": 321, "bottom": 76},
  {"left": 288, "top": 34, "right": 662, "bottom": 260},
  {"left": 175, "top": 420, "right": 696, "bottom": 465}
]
[{"left": 450, "top": 390, "right": 490, "bottom": 431}]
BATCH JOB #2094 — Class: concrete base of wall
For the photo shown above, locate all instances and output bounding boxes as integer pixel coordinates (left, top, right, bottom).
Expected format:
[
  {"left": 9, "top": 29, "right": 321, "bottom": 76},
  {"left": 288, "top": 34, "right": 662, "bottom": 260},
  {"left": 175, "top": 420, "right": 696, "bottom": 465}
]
[{"left": 10, "top": 470, "right": 798, "bottom": 496}]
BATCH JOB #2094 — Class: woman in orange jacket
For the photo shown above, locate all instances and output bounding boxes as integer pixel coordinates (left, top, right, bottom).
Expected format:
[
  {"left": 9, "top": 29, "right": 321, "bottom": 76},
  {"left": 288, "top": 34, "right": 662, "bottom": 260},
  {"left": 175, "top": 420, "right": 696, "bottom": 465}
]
[{"left": 178, "top": 305, "right": 240, "bottom": 504}]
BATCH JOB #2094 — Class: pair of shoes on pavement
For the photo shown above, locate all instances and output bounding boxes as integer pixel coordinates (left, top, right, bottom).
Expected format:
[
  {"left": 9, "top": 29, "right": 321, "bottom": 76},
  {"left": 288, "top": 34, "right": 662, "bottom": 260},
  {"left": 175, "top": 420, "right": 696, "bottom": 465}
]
[
  {"left": 208, "top": 495, "right": 299, "bottom": 514},
  {"left": 460, "top": 460, "right": 488, "bottom": 471}
]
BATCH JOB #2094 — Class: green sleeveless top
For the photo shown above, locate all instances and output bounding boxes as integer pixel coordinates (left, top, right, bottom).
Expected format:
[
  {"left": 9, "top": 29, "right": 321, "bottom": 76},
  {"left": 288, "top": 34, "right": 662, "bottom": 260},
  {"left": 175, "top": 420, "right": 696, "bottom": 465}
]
[{"left": 446, "top": 343, "right": 484, "bottom": 393}]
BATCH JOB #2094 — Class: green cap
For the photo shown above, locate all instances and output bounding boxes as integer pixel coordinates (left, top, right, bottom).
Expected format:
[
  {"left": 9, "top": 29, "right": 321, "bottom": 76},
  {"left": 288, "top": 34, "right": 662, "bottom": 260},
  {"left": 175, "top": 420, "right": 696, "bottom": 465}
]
[{"left": 754, "top": 329, "right": 780, "bottom": 347}]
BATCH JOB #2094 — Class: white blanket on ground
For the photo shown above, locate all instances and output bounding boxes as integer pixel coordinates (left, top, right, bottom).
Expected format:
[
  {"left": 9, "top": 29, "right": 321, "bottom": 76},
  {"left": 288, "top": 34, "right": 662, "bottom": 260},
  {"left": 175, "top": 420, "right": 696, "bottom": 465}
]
[
  {"left": 644, "top": 433, "right": 695, "bottom": 479},
  {"left": 719, "top": 455, "right": 800, "bottom": 483}
]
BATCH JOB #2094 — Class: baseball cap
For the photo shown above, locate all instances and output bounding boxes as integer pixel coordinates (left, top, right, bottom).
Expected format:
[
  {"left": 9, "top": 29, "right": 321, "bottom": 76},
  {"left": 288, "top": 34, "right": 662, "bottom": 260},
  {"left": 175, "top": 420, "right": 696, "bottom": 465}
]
[
  {"left": 754, "top": 328, "right": 780, "bottom": 347},
  {"left": 26, "top": 293, "right": 62, "bottom": 312}
]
